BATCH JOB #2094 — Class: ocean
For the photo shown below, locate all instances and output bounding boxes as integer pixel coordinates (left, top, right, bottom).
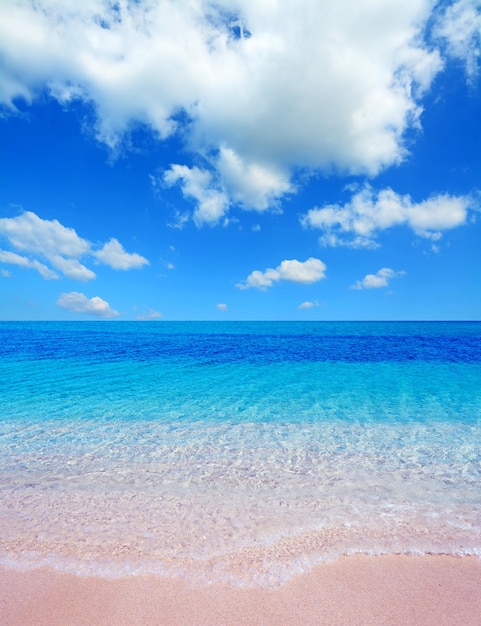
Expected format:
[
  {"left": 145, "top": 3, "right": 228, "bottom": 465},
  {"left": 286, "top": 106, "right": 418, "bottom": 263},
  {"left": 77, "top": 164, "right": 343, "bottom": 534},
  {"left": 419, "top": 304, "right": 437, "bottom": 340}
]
[{"left": 0, "top": 321, "right": 480, "bottom": 586}]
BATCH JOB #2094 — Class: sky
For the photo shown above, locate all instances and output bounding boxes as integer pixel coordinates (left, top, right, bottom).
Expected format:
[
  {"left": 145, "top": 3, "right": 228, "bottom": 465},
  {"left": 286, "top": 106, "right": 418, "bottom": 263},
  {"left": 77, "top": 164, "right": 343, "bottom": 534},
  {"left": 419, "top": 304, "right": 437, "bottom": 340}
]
[{"left": 0, "top": 0, "right": 480, "bottom": 321}]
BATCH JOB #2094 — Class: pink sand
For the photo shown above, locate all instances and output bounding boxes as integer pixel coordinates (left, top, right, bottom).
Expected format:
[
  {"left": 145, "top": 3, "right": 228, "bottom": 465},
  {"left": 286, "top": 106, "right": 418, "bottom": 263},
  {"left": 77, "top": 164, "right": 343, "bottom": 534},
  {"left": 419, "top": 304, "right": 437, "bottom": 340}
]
[{"left": 1, "top": 555, "right": 481, "bottom": 625}]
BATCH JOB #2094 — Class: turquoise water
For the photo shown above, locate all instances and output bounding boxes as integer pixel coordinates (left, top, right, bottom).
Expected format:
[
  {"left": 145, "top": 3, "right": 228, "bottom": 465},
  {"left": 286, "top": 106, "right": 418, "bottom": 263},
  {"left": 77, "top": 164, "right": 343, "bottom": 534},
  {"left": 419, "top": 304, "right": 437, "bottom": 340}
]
[{"left": 0, "top": 321, "right": 480, "bottom": 586}]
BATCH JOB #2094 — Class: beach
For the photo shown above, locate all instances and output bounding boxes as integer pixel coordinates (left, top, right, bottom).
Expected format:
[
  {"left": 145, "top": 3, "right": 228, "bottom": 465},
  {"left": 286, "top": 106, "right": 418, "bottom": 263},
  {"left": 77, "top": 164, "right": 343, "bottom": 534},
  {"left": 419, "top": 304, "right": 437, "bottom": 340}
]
[{"left": 2, "top": 555, "right": 481, "bottom": 625}]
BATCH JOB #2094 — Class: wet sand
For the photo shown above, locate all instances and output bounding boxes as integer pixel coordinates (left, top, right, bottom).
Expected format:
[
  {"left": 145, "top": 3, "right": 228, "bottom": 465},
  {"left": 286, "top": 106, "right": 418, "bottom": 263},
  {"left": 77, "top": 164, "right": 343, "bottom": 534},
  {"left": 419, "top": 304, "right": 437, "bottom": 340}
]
[{"left": 1, "top": 554, "right": 480, "bottom": 625}]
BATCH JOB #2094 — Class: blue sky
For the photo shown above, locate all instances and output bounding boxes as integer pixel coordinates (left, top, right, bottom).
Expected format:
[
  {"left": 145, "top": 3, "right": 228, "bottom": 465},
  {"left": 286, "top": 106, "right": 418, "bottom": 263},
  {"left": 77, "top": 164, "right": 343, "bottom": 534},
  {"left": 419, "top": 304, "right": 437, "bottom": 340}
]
[{"left": 0, "top": 0, "right": 480, "bottom": 321}]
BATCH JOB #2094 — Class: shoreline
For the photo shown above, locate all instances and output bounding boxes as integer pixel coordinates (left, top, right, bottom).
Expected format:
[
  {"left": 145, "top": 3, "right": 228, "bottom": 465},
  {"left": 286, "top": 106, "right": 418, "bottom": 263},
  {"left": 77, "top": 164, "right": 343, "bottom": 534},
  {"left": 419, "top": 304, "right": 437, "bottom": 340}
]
[{"left": 1, "top": 554, "right": 480, "bottom": 625}]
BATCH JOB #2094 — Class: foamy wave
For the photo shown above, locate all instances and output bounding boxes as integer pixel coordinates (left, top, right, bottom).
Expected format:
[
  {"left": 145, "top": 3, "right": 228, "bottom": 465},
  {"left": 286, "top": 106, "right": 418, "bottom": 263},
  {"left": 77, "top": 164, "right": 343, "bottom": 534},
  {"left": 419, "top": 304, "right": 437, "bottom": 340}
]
[{"left": 2, "top": 519, "right": 481, "bottom": 588}]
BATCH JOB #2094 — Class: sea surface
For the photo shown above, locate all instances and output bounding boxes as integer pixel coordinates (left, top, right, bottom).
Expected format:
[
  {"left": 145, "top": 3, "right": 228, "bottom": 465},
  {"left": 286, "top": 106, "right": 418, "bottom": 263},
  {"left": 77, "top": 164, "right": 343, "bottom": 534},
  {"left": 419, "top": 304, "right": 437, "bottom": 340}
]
[{"left": 0, "top": 321, "right": 480, "bottom": 586}]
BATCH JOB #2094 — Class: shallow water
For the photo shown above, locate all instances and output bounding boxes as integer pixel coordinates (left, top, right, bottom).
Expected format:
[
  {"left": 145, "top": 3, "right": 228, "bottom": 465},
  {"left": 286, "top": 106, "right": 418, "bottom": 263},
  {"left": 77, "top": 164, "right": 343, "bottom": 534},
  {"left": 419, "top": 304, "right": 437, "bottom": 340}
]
[{"left": 1, "top": 321, "right": 480, "bottom": 586}]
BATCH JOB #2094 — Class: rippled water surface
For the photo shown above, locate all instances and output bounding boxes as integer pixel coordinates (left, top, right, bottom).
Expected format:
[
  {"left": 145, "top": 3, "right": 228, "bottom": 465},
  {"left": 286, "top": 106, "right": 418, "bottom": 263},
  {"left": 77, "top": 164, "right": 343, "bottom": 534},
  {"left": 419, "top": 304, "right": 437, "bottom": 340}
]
[{"left": 0, "top": 321, "right": 480, "bottom": 586}]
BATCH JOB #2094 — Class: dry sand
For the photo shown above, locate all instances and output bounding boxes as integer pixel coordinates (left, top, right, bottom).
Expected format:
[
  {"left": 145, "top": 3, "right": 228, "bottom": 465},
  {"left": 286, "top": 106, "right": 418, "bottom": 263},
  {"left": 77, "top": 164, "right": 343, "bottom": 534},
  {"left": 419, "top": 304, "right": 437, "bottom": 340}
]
[{"left": 1, "top": 554, "right": 480, "bottom": 625}]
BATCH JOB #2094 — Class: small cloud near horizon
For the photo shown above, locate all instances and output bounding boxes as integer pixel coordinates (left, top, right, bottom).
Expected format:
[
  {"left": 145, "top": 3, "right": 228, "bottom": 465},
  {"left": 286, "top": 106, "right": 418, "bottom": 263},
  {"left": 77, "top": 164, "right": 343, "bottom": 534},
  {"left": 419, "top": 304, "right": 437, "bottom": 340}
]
[
  {"left": 237, "top": 258, "right": 326, "bottom": 290},
  {"left": 136, "top": 308, "right": 163, "bottom": 320},
  {"left": 298, "top": 300, "right": 320, "bottom": 309},
  {"left": 351, "top": 268, "right": 406, "bottom": 290},
  {"left": 56, "top": 292, "right": 119, "bottom": 318}
]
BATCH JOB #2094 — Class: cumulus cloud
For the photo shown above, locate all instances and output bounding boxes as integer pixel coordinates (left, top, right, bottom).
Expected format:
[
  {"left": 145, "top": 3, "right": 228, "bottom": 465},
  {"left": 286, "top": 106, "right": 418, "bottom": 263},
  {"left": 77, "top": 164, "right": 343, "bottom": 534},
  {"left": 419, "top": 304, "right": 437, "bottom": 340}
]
[
  {"left": 216, "top": 147, "right": 292, "bottom": 212},
  {"left": 301, "top": 186, "right": 473, "bottom": 248},
  {"left": 162, "top": 148, "right": 292, "bottom": 224},
  {"left": 163, "top": 164, "right": 229, "bottom": 226},
  {"left": 94, "top": 238, "right": 149, "bottom": 270},
  {"left": 298, "top": 300, "right": 320, "bottom": 309},
  {"left": 217, "top": 303, "right": 228, "bottom": 311},
  {"left": 0, "top": 210, "right": 90, "bottom": 259},
  {"left": 0, "top": 211, "right": 148, "bottom": 280},
  {"left": 56, "top": 292, "right": 119, "bottom": 318},
  {"left": 351, "top": 268, "right": 406, "bottom": 290},
  {"left": 48, "top": 256, "right": 96, "bottom": 281},
  {"left": 1, "top": 0, "right": 466, "bottom": 221},
  {"left": 0, "top": 249, "right": 59, "bottom": 279},
  {"left": 434, "top": 0, "right": 481, "bottom": 80},
  {"left": 237, "top": 258, "right": 326, "bottom": 290}
]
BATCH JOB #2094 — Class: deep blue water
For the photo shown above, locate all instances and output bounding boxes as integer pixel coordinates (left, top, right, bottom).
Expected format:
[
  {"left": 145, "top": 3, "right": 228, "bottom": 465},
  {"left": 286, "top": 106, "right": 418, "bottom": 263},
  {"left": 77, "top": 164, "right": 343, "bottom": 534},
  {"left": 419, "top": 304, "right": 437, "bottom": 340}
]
[{"left": 1, "top": 321, "right": 480, "bottom": 364}]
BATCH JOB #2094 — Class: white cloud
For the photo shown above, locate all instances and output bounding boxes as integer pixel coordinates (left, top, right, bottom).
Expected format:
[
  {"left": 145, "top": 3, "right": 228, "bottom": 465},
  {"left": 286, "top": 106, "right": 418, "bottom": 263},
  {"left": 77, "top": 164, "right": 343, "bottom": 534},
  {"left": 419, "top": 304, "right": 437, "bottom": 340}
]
[
  {"left": 217, "top": 303, "right": 228, "bottom": 311},
  {"left": 434, "top": 0, "right": 481, "bottom": 80},
  {"left": 56, "top": 292, "right": 119, "bottom": 318},
  {"left": 168, "top": 210, "right": 190, "bottom": 230},
  {"left": 163, "top": 164, "right": 229, "bottom": 226},
  {"left": 0, "top": 211, "right": 90, "bottom": 258},
  {"left": 0, "top": 211, "right": 148, "bottom": 280},
  {"left": 298, "top": 300, "right": 319, "bottom": 309},
  {"left": 94, "top": 238, "right": 149, "bottom": 270},
  {"left": 0, "top": 248, "right": 59, "bottom": 279},
  {"left": 301, "top": 186, "right": 473, "bottom": 247},
  {"left": 1, "top": 268, "right": 12, "bottom": 278},
  {"left": 162, "top": 148, "right": 292, "bottom": 224},
  {"left": 0, "top": 0, "right": 455, "bottom": 215},
  {"left": 351, "top": 268, "right": 406, "bottom": 290},
  {"left": 136, "top": 308, "right": 162, "bottom": 320},
  {"left": 48, "top": 255, "right": 96, "bottom": 281},
  {"left": 216, "top": 147, "right": 292, "bottom": 211},
  {"left": 237, "top": 257, "right": 326, "bottom": 290}
]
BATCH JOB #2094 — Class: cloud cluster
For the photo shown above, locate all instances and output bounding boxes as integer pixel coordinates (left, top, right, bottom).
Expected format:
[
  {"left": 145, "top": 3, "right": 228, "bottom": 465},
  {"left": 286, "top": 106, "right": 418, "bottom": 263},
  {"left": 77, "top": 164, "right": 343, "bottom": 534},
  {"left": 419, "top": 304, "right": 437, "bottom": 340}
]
[
  {"left": 0, "top": 249, "right": 59, "bottom": 280},
  {"left": 351, "top": 268, "right": 406, "bottom": 290},
  {"left": 0, "top": 211, "right": 149, "bottom": 280},
  {"left": 163, "top": 164, "right": 229, "bottom": 226},
  {"left": 163, "top": 148, "right": 293, "bottom": 225},
  {"left": 56, "top": 292, "right": 119, "bottom": 318},
  {"left": 434, "top": 0, "right": 481, "bottom": 81},
  {"left": 301, "top": 186, "right": 473, "bottom": 248},
  {"left": 237, "top": 258, "right": 326, "bottom": 290},
  {"left": 2, "top": 1, "right": 477, "bottom": 223}
]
